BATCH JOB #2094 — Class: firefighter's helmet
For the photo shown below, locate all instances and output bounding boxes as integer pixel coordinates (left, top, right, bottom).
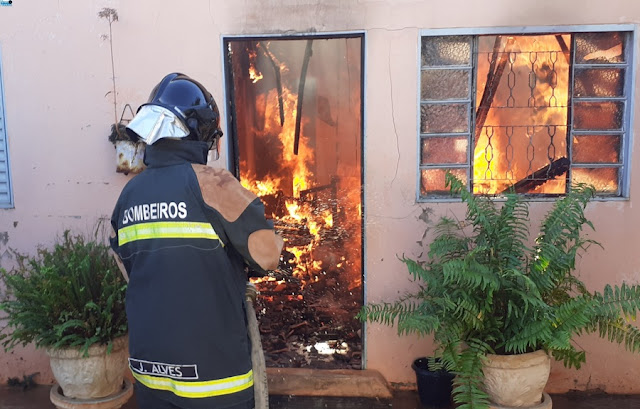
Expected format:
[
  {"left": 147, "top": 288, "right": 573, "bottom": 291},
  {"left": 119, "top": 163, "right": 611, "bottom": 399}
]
[{"left": 126, "top": 73, "right": 223, "bottom": 149}]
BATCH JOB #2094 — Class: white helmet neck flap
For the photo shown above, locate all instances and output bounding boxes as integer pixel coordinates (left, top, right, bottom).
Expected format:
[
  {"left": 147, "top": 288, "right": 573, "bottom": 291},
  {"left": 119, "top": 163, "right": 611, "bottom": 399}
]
[{"left": 126, "top": 105, "right": 189, "bottom": 146}]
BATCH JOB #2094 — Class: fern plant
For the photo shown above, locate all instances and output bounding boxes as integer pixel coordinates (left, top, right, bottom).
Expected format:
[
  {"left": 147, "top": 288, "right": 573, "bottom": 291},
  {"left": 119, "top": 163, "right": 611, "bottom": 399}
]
[
  {"left": 0, "top": 230, "right": 128, "bottom": 356},
  {"left": 358, "top": 173, "right": 640, "bottom": 409}
]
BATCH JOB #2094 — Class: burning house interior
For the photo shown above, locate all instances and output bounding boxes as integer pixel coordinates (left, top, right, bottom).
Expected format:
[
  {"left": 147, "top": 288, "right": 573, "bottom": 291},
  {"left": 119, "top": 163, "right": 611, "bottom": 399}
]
[
  {"left": 224, "top": 36, "right": 364, "bottom": 369},
  {"left": 220, "top": 30, "right": 628, "bottom": 369},
  {"left": 420, "top": 31, "right": 629, "bottom": 197}
]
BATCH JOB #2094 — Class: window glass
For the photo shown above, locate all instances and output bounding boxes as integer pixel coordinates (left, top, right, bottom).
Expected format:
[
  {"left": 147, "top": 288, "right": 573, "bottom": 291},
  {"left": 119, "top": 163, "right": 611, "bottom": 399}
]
[
  {"left": 421, "top": 69, "right": 470, "bottom": 100},
  {"left": 574, "top": 68, "right": 625, "bottom": 98},
  {"left": 573, "top": 134, "right": 621, "bottom": 163},
  {"left": 572, "top": 167, "right": 619, "bottom": 194},
  {"left": 0, "top": 64, "right": 12, "bottom": 208},
  {"left": 573, "top": 101, "right": 624, "bottom": 131},
  {"left": 420, "top": 168, "right": 467, "bottom": 196},
  {"left": 421, "top": 36, "right": 472, "bottom": 67},
  {"left": 420, "top": 103, "right": 469, "bottom": 134},
  {"left": 575, "top": 32, "right": 626, "bottom": 64},
  {"left": 421, "top": 137, "right": 468, "bottom": 165}
]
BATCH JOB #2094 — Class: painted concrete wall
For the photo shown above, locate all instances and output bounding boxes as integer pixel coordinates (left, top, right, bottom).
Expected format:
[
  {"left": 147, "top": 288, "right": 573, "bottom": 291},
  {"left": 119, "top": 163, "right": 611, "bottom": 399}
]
[{"left": 0, "top": 0, "right": 639, "bottom": 393}]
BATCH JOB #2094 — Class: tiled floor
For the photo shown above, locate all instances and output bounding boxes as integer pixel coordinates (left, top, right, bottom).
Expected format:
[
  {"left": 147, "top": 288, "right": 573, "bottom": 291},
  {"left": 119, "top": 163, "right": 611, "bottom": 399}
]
[{"left": 2, "top": 386, "right": 640, "bottom": 409}]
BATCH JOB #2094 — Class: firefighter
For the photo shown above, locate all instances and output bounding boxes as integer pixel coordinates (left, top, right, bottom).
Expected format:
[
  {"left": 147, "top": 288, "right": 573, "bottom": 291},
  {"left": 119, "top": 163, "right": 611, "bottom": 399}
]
[{"left": 110, "top": 73, "right": 283, "bottom": 409}]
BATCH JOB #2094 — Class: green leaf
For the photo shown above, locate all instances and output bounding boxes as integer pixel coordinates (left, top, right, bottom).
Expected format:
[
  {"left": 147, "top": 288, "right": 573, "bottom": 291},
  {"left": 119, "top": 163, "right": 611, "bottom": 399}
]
[
  {"left": 359, "top": 174, "right": 640, "bottom": 409},
  {"left": 0, "top": 229, "right": 128, "bottom": 352}
]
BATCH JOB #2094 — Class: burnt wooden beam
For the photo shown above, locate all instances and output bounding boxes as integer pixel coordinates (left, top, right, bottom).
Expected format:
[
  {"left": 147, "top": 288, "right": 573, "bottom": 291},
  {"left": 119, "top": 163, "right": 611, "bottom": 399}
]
[
  {"left": 261, "top": 44, "right": 286, "bottom": 127},
  {"left": 475, "top": 37, "right": 513, "bottom": 141},
  {"left": 294, "top": 39, "right": 314, "bottom": 155},
  {"left": 555, "top": 35, "right": 571, "bottom": 64},
  {"left": 501, "top": 156, "right": 570, "bottom": 194},
  {"left": 299, "top": 176, "right": 338, "bottom": 197}
]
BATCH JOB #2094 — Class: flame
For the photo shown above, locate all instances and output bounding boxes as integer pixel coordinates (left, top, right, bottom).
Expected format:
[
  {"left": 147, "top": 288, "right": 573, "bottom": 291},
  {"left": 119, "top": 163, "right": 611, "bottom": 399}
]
[
  {"left": 242, "top": 179, "right": 280, "bottom": 196},
  {"left": 472, "top": 34, "right": 625, "bottom": 195},
  {"left": 249, "top": 66, "right": 263, "bottom": 83},
  {"left": 323, "top": 211, "right": 333, "bottom": 228},
  {"left": 238, "top": 40, "right": 363, "bottom": 311},
  {"left": 285, "top": 200, "right": 303, "bottom": 221},
  {"left": 247, "top": 48, "right": 263, "bottom": 83},
  {"left": 308, "top": 221, "right": 320, "bottom": 236},
  {"left": 473, "top": 35, "right": 571, "bottom": 194}
]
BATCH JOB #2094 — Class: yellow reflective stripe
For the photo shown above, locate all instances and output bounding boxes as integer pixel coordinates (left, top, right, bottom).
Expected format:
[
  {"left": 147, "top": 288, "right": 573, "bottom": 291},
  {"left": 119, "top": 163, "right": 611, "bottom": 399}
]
[
  {"left": 130, "top": 369, "right": 253, "bottom": 398},
  {"left": 118, "top": 221, "right": 221, "bottom": 246}
]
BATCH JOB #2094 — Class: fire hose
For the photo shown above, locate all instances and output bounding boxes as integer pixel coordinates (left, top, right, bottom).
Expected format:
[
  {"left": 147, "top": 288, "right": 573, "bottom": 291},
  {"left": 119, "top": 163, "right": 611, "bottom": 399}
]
[{"left": 246, "top": 282, "right": 269, "bottom": 409}]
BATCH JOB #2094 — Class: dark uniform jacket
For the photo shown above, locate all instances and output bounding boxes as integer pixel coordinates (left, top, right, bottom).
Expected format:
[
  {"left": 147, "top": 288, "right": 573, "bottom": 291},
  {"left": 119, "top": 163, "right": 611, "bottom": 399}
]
[{"left": 110, "top": 139, "right": 283, "bottom": 409}]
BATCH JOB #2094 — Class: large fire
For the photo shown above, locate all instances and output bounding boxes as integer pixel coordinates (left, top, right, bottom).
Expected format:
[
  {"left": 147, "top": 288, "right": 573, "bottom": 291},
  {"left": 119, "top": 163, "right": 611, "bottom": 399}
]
[
  {"left": 239, "top": 79, "right": 355, "bottom": 287},
  {"left": 471, "top": 33, "right": 623, "bottom": 195},
  {"left": 227, "top": 38, "right": 363, "bottom": 368},
  {"left": 473, "top": 35, "right": 570, "bottom": 195}
]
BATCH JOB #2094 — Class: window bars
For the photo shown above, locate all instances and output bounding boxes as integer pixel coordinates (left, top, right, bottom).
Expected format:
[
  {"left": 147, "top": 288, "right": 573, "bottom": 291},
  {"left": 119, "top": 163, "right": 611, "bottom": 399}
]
[{"left": 419, "top": 29, "right": 633, "bottom": 200}]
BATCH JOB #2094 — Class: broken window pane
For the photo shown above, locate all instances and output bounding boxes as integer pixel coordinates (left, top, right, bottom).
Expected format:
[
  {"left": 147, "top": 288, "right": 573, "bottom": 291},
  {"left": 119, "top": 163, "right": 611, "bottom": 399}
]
[
  {"left": 421, "top": 137, "right": 468, "bottom": 164},
  {"left": 574, "top": 101, "right": 624, "bottom": 130},
  {"left": 422, "top": 36, "right": 472, "bottom": 67},
  {"left": 574, "top": 68, "right": 625, "bottom": 98},
  {"left": 473, "top": 126, "right": 568, "bottom": 195},
  {"left": 421, "top": 69, "right": 470, "bottom": 100},
  {"left": 575, "top": 32, "right": 626, "bottom": 64},
  {"left": 473, "top": 34, "right": 570, "bottom": 194},
  {"left": 573, "top": 134, "right": 621, "bottom": 163},
  {"left": 420, "top": 168, "right": 467, "bottom": 196},
  {"left": 572, "top": 167, "right": 619, "bottom": 194},
  {"left": 421, "top": 103, "right": 469, "bottom": 133}
]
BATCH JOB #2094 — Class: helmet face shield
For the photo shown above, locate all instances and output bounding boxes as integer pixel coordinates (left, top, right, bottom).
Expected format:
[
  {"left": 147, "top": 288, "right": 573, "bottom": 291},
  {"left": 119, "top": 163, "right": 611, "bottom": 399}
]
[{"left": 126, "top": 105, "right": 189, "bottom": 145}]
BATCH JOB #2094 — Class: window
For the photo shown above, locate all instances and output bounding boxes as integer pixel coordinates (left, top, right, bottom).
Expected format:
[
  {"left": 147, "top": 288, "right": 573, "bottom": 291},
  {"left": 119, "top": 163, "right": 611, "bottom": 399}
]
[
  {"left": 0, "top": 50, "right": 12, "bottom": 208},
  {"left": 418, "top": 26, "right": 635, "bottom": 200}
]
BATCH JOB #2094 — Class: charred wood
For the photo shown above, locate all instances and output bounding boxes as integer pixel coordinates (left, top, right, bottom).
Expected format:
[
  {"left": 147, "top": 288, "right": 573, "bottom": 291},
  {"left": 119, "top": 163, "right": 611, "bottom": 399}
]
[
  {"left": 294, "top": 39, "right": 314, "bottom": 155},
  {"left": 261, "top": 44, "right": 286, "bottom": 127},
  {"left": 502, "top": 156, "right": 570, "bottom": 194},
  {"left": 475, "top": 37, "right": 514, "bottom": 140},
  {"left": 555, "top": 35, "right": 571, "bottom": 64}
]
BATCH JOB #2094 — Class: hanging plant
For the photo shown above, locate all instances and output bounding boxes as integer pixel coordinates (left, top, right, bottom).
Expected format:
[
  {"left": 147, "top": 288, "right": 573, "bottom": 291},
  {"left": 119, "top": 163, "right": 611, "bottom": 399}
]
[{"left": 99, "top": 7, "right": 145, "bottom": 174}]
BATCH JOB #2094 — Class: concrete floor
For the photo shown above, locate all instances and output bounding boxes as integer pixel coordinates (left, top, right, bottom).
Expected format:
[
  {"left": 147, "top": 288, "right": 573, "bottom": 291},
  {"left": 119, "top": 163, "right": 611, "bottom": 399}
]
[{"left": 2, "top": 386, "right": 640, "bottom": 409}]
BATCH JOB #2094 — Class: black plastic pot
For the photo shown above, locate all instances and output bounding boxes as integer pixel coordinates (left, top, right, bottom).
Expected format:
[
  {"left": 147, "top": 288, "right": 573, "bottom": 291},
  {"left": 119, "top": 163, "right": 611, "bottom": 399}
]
[{"left": 411, "top": 357, "right": 454, "bottom": 408}]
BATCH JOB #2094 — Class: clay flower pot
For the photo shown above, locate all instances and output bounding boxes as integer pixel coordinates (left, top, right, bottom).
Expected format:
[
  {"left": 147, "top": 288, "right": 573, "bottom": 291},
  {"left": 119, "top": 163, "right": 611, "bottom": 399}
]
[
  {"left": 50, "top": 379, "right": 133, "bottom": 409},
  {"left": 47, "top": 335, "right": 129, "bottom": 400},
  {"left": 482, "top": 349, "right": 551, "bottom": 407}
]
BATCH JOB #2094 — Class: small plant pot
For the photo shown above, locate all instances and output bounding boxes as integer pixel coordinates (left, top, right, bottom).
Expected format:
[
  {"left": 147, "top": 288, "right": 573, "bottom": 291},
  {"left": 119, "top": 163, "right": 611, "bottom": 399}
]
[
  {"left": 114, "top": 140, "right": 145, "bottom": 175},
  {"left": 412, "top": 357, "right": 454, "bottom": 408}
]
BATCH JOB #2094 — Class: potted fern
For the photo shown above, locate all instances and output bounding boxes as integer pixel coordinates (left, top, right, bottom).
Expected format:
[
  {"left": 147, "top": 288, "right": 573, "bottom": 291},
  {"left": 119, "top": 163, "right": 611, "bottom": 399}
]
[
  {"left": 0, "top": 230, "right": 130, "bottom": 405},
  {"left": 359, "top": 173, "right": 640, "bottom": 409}
]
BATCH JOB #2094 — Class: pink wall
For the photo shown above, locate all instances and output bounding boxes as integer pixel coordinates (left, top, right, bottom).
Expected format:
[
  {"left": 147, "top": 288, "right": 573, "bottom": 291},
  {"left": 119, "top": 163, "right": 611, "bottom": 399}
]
[{"left": 0, "top": 0, "right": 639, "bottom": 393}]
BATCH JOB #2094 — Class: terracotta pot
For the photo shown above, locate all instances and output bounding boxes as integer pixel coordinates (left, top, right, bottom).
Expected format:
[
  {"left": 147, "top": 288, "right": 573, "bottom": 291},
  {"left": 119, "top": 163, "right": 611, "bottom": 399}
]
[
  {"left": 482, "top": 349, "right": 550, "bottom": 407},
  {"left": 47, "top": 335, "right": 129, "bottom": 400}
]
